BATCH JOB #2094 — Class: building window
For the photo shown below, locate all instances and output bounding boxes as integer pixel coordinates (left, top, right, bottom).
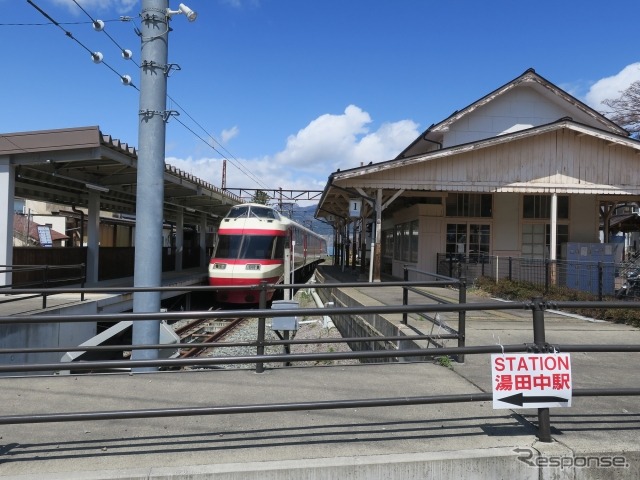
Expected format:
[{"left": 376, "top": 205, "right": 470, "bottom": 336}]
[
  {"left": 522, "top": 223, "right": 569, "bottom": 259},
  {"left": 446, "top": 223, "right": 491, "bottom": 260},
  {"left": 410, "top": 220, "right": 419, "bottom": 263},
  {"left": 393, "top": 220, "right": 419, "bottom": 263},
  {"left": 382, "top": 229, "right": 394, "bottom": 258},
  {"left": 523, "top": 195, "right": 569, "bottom": 219},
  {"left": 13, "top": 198, "right": 26, "bottom": 214},
  {"left": 522, "top": 224, "right": 546, "bottom": 258},
  {"left": 446, "top": 193, "right": 492, "bottom": 218}
]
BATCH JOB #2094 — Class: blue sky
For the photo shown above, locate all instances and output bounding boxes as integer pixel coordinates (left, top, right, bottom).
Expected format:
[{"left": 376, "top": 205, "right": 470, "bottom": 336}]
[{"left": 2, "top": 0, "right": 639, "bottom": 195}]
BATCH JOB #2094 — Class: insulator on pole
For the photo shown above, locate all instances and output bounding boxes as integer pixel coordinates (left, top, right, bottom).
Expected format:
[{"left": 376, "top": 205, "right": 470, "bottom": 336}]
[{"left": 91, "top": 51, "right": 104, "bottom": 63}]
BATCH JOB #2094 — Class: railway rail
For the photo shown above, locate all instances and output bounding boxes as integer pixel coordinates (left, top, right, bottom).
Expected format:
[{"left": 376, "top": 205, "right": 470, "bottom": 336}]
[{"left": 172, "top": 311, "right": 246, "bottom": 360}]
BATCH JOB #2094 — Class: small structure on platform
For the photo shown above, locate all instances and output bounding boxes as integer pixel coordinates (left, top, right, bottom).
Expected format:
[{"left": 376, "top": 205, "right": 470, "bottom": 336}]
[{"left": 59, "top": 320, "right": 180, "bottom": 374}]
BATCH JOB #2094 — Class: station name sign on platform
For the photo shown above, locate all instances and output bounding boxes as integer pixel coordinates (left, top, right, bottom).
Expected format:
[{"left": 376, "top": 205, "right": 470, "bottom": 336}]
[{"left": 491, "top": 353, "right": 572, "bottom": 409}]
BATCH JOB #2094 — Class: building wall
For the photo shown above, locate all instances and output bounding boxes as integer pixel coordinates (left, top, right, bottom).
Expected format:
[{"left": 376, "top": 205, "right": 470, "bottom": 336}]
[
  {"left": 493, "top": 193, "right": 520, "bottom": 257},
  {"left": 359, "top": 130, "right": 640, "bottom": 195},
  {"left": 391, "top": 205, "right": 416, "bottom": 278},
  {"left": 442, "top": 87, "right": 570, "bottom": 148},
  {"left": 388, "top": 203, "right": 445, "bottom": 278},
  {"left": 115, "top": 225, "right": 131, "bottom": 246},
  {"left": 419, "top": 204, "right": 444, "bottom": 274},
  {"left": 383, "top": 192, "right": 606, "bottom": 277},
  {"left": 571, "top": 195, "right": 599, "bottom": 243}
]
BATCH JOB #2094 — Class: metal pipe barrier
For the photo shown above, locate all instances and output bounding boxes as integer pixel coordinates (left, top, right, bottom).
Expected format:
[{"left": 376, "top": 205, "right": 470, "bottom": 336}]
[
  {"left": 402, "top": 266, "right": 466, "bottom": 361},
  {"left": 1, "top": 280, "right": 640, "bottom": 443},
  {"left": 0, "top": 263, "right": 86, "bottom": 308},
  {"left": 2, "top": 389, "right": 640, "bottom": 427}
]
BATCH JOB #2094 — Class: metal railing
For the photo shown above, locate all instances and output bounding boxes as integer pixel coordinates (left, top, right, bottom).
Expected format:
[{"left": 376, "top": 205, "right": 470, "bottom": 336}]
[
  {"left": 402, "top": 266, "right": 466, "bottom": 362},
  {"left": 0, "top": 263, "right": 86, "bottom": 308},
  {"left": 0, "top": 280, "right": 639, "bottom": 444},
  {"left": 435, "top": 253, "right": 636, "bottom": 299}
]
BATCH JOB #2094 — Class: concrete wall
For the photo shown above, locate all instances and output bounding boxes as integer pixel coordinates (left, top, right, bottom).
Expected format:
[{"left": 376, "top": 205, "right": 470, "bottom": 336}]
[
  {"left": 316, "top": 269, "right": 435, "bottom": 363},
  {"left": 0, "top": 301, "right": 97, "bottom": 374}
]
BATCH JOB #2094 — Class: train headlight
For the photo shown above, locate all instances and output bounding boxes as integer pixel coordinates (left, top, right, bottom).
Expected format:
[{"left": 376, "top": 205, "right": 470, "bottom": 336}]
[
  {"left": 246, "top": 264, "right": 261, "bottom": 271},
  {"left": 212, "top": 263, "right": 227, "bottom": 269}
]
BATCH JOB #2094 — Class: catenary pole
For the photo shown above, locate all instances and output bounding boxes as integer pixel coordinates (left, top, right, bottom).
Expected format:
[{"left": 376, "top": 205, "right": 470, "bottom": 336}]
[{"left": 131, "top": 0, "right": 170, "bottom": 369}]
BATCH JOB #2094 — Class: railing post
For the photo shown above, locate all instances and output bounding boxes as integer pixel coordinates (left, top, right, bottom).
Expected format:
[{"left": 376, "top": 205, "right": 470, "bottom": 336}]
[
  {"left": 481, "top": 254, "right": 485, "bottom": 277},
  {"left": 81, "top": 263, "right": 86, "bottom": 301},
  {"left": 544, "top": 259, "right": 550, "bottom": 294},
  {"left": 532, "top": 296, "right": 552, "bottom": 443},
  {"left": 457, "top": 276, "right": 466, "bottom": 363},
  {"left": 255, "top": 281, "right": 268, "bottom": 374},
  {"left": 402, "top": 266, "right": 409, "bottom": 325},
  {"left": 448, "top": 255, "right": 453, "bottom": 278},
  {"left": 42, "top": 265, "right": 48, "bottom": 309},
  {"left": 508, "top": 256, "right": 512, "bottom": 281},
  {"left": 598, "top": 261, "right": 603, "bottom": 301}
]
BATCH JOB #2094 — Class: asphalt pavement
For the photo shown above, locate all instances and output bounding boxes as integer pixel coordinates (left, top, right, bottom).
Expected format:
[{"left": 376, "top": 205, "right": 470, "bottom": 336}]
[{"left": 0, "top": 266, "right": 639, "bottom": 479}]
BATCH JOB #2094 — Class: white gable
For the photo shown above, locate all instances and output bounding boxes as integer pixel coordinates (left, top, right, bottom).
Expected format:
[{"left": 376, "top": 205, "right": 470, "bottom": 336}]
[
  {"left": 398, "top": 69, "right": 628, "bottom": 159},
  {"left": 441, "top": 86, "right": 574, "bottom": 147}
]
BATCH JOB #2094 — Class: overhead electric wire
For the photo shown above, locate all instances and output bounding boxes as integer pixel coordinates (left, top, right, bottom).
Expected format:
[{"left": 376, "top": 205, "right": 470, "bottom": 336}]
[
  {"left": 166, "top": 93, "right": 268, "bottom": 189},
  {"left": 70, "top": 0, "right": 139, "bottom": 68},
  {"left": 72, "top": 1, "right": 263, "bottom": 189},
  {"left": 172, "top": 116, "right": 270, "bottom": 190},
  {"left": 0, "top": 20, "right": 118, "bottom": 26},
  {"left": 167, "top": 94, "right": 230, "bottom": 157},
  {"left": 24, "top": 0, "right": 268, "bottom": 191},
  {"left": 26, "top": 0, "right": 138, "bottom": 90}
]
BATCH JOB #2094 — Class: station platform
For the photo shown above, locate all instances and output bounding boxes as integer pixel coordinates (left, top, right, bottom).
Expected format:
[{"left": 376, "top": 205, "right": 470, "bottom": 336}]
[
  {"left": 0, "top": 266, "right": 639, "bottom": 479},
  {"left": 0, "top": 267, "right": 208, "bottom": 316}
]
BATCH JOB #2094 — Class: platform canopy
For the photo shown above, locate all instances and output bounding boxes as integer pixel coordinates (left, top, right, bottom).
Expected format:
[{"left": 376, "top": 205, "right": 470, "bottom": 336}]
[{"left": 0, "top": 126, "right": 241, "bottom": 223}]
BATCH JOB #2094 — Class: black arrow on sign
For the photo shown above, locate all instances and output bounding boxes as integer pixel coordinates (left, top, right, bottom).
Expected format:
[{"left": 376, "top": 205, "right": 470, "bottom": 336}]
[{"left": 498, "top": 393, "right": 569, "bottom": 407}]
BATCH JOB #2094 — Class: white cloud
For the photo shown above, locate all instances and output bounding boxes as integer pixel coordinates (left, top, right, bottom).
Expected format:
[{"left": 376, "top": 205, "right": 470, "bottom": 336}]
[
  {"left": 165, "top": 156, "right": 223, "bottom": 187},
  {"left": 51, "top": 0, "right": 138, "bottom": 14},
  {"left": 165, "top": 105, "right": 421, "bottom": 194},
  {"left": 585, "top": 63, "right": 640, "bottom": 112},
  {"left": 221, "top": 0, "right": 261, "bottom": 8},
  {"left": 220, "top": 126, "right": 239, "bottom": 144},
  {"left": 352, "top": 119, "right": 420, "bottom": 167},
  {"left": 273, "top": 105, "right": 419, "bottom": 173}
]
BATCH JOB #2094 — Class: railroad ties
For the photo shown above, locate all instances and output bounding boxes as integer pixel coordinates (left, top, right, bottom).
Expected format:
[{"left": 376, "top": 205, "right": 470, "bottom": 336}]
[{"left": 172, "top": 312, "right": 245, "bottom": 360}]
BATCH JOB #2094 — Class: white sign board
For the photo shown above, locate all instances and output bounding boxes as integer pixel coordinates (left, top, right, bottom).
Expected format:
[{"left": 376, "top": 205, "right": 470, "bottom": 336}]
[
  {"left": 491, "top": 353, "right": 572, "bottom": 409},
  {"left": 37, "top": 226, "right": 53, "bottom": 247},
  {"left": 349, "top": 198, "right": 362, "bottom": 218}
]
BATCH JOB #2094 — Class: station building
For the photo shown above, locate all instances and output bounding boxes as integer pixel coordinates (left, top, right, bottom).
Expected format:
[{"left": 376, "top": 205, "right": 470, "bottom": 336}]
[
  {"left": 316, "top": 69, "right": 640, "bottom": 281},
  {"left": 0, "top": 126, "right": 241, "bottom": 286}
]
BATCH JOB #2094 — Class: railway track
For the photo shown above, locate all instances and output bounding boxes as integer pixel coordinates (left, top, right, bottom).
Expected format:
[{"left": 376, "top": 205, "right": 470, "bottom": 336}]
[{"left": 172, "top": 309, "right": 245, "bottom": 359}]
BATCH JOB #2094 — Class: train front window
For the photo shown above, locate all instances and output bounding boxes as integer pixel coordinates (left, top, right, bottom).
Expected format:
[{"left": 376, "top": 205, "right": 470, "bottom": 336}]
[
  {"left": 240, "top": 235, "right": 278, "bottom": 259},
  {"left": 249, "top": 206, "right": 280, "bottom": 220},
  {"left": 226, "top": 206, "right": 249, "bottom": 218},
  {"left": 214, "top": 235, "right": 242, "bottom": 259}
]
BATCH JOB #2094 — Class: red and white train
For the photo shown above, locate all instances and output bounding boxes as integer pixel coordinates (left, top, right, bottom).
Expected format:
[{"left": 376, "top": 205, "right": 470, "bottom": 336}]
[{"left": 208, "top": 203, "right": 327, "bottom": 304}]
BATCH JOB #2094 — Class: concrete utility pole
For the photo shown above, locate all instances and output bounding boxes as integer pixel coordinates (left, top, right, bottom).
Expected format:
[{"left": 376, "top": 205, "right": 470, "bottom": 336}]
[{"left": 131, "top": 0, "right": 170, "bottom": 368}]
